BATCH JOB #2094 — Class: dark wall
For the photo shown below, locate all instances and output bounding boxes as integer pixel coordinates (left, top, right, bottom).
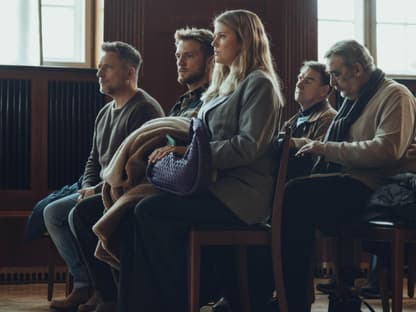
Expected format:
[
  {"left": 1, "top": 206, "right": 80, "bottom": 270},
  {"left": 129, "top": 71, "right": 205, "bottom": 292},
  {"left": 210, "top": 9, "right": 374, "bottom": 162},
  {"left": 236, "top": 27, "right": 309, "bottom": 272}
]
[
  {"left": 0, "top": 67, "right": 102, "bottom": 267},
  {"left": 103, "top": 0, "right": 416, "bottom": 116},
  {"left": 103, "top": 0, "right": 318, "bottom": 121},
  {"left": 0, "top": 0, "right": 319, "bottom": 268},
  {"left": 2, "top": 0, "right": 414, "bottom": 270}
]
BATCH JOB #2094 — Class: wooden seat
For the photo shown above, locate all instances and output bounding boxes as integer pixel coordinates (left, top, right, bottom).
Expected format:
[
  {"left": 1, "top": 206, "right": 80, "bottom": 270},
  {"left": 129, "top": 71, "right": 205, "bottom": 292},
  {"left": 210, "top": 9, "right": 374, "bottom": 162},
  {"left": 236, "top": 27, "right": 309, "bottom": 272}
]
[
  {"left": 188, "top": 129, "right": 291, "bottom": 312},
  {"left": 335, "top": 218, "right": 416, "bottom": 312}
]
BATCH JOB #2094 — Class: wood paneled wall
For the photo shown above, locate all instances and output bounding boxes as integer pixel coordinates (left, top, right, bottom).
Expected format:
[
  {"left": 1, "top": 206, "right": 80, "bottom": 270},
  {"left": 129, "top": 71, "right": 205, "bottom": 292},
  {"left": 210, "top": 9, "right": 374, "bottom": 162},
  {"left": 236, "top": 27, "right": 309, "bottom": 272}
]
[
  {"left": 0, "top": 66, "right": 103, "bottom": 212},
  {"left": 1, "top": 0, "right": 414, "bottom": 269},
  {"left": 0, "top": 66, "right": 103, "bottom": 266},
  {"left": 275, "top": 0, "right": 318, "bottom": 119},
  {"left": 0, "top": 0, "right": 319, "bottom": 268},
  {"left": 103, "top": 0, "right": 318, "bottom": 120}
]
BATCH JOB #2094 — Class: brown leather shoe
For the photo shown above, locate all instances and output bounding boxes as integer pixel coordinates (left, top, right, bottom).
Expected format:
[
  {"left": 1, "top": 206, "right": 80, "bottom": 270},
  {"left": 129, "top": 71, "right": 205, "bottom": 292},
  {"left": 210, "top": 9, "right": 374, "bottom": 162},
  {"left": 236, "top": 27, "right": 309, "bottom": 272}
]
[
  {"left": 78, "top": 291, "right": 98, "bottom": 312},
  {"left": 50, "top": 286, "right": 92, "bottom": 310}
]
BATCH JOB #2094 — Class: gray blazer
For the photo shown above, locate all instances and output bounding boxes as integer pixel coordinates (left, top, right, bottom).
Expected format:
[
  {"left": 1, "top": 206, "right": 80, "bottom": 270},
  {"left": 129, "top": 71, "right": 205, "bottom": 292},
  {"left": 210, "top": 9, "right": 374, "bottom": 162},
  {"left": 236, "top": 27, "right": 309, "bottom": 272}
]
[{"left": 198, "top": 70, "right": 281, "bottom": 224}]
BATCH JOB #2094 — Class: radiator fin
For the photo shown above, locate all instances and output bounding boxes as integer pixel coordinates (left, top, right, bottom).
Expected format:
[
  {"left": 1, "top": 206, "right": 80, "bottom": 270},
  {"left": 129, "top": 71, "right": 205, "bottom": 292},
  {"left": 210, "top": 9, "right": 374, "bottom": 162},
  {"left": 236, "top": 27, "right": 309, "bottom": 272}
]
[
  {"left": 48, "top": 81, "right": 104, "bottom": 189},
  {"left": 0, "top": 79, "right": 31, "bottom": 189}
]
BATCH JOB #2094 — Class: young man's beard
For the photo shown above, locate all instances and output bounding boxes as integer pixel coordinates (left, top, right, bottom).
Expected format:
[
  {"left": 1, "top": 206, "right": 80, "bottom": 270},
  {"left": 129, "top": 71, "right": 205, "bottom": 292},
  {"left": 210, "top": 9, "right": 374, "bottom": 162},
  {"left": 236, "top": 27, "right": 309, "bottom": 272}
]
[{"left": 178, "top": 68, "right": 206, "bottom": 86}]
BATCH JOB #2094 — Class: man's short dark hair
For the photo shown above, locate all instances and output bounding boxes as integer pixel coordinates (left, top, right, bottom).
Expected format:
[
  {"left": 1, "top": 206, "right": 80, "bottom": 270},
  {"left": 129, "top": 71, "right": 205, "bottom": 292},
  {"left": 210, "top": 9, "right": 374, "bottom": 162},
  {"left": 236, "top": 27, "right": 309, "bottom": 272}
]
[
  {"left": 101, "top": 41, "right": 142, "bottom": 72},
  {"left": 301, "top": 61, "right": 330, "bottom": 86},
  {"left": 174, "top": 27, "right": 214, "bottom": 58}
]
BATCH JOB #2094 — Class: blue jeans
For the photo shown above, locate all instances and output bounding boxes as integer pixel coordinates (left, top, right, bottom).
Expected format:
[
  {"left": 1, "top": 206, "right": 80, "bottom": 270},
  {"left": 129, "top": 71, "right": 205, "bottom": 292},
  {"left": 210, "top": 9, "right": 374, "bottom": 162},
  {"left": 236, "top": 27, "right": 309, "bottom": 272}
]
[{"left": 43, "top": 192, "right": 90, "bottom": 287}]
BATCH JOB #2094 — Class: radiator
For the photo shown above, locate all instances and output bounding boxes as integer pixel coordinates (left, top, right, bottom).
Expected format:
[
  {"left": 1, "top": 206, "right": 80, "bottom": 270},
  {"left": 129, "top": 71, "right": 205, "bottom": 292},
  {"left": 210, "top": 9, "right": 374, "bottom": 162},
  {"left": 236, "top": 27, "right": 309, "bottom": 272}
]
[
  {"left": 0, "top": 79, "right": 31, "bottom": 189},
  {"left": 48, "top": 80, "right": 104, "bottom": 189}
]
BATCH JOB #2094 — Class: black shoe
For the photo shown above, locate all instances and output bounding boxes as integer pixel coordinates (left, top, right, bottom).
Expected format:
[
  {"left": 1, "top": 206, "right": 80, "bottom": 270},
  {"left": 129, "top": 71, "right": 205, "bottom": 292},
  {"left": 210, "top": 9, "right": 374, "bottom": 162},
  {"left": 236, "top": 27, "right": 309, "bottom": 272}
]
[
  {"left": 316, "top": 280, "right": 337, "bottom": 294},
  {"left": 265, "top": 296, "right": 280, "bottom": 312},
  {"left": 200, "top": 297, "right": 232, "bottom": 312},
  {"left": 328, "top": 292, "right": 363, "bottom": 312},
  {"left": 212, "top": 297, "right": 232, "bottom": 312},
  {"left": 359, "top": 284, "right": 392, "bottom": 299}
]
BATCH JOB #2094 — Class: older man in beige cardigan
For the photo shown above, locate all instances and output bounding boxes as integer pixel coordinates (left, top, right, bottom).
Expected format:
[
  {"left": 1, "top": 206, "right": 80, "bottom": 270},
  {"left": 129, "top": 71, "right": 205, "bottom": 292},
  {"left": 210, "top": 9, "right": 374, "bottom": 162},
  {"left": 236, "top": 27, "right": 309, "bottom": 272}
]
[{"left": 281, "top": 40, "right": 416, "bottom": 312}]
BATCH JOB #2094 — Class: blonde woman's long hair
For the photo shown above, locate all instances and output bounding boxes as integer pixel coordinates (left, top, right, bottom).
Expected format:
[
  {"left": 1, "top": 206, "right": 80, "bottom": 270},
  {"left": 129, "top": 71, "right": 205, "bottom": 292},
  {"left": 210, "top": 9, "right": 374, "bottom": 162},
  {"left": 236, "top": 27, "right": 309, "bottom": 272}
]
[{"left": 202, "top": 9, "right": 284, "bottom": 107}]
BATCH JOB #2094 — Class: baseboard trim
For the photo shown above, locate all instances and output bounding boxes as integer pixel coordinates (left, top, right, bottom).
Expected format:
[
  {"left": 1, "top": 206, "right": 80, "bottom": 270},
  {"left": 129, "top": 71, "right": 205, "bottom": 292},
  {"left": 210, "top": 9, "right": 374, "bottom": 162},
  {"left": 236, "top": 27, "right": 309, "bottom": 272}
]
[{"left": 0, "top": 266, "right": 68, "bottom": 284}]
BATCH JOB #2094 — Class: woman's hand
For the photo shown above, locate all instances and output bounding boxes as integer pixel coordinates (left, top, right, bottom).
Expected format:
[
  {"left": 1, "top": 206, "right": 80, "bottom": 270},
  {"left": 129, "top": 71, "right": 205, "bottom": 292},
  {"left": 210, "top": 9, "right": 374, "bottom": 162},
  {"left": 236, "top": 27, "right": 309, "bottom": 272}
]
[
  {"left": 295, "top": 141, "right": 325, "bottom": 157},
  {"left": 148, "top": 145, "right": 187, "bottom": 163}
]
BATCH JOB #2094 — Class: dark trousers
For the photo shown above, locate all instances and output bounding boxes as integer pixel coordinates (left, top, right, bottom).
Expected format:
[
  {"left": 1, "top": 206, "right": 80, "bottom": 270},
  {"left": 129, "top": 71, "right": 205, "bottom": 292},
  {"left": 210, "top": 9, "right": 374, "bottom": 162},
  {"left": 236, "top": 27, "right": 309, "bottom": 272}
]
[
  {"left": 70, "top": 194, "right": 118, "bottom": 301},
  {"left": 118, "top": 192, "right": 272, "bottom": 312},
  {"left": 281, "top": 175, "right": 373, "bottom": 312}
]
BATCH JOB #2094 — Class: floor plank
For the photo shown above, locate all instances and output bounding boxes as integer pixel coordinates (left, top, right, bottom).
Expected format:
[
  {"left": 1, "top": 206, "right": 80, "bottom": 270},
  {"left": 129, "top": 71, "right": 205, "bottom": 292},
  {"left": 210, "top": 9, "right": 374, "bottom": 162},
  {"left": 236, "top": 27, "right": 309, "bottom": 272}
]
[{"left": 0, "top": 281, "right": 415, "bottom": 311}]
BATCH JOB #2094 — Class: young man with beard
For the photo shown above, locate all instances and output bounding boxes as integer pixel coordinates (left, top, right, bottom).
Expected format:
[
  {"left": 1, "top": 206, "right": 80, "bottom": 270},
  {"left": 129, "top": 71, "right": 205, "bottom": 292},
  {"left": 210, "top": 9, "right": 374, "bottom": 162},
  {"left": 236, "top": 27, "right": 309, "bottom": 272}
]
[
  {"left": 169, "top": 27, "right": 214, "bottom": 117},
  {"left": 68, "top": 28, "right": 214, "bottom": 312},
  {"left": 149, "top": 27, "right": 214, "bottom": 159}
]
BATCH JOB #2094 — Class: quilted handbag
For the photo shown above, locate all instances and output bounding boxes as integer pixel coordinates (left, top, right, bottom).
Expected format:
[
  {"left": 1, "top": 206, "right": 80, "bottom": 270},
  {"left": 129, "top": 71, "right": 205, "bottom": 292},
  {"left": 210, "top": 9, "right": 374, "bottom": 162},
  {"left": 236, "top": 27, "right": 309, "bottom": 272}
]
[{"left": 146, "top": 117, "right": 212, "bottom": 195}]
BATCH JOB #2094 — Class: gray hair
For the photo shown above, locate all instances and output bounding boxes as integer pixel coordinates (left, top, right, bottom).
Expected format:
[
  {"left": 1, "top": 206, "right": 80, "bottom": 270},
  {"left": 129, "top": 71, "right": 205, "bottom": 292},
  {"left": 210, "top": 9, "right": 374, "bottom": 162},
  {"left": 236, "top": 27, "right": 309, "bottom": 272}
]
[
  {"left": 324, "top": 40, "right": 375, "bottom": 73},
  {"left": 101, "top": 41, "right": 142, "bottom": 74}
]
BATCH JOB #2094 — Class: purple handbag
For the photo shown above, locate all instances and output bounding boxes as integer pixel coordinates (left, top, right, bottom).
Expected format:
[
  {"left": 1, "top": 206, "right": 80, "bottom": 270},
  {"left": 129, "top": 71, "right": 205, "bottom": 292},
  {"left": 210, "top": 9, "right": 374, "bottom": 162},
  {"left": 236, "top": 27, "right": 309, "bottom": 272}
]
[{"left": 146, "top": 118, "right": 212, "bottom": 195}]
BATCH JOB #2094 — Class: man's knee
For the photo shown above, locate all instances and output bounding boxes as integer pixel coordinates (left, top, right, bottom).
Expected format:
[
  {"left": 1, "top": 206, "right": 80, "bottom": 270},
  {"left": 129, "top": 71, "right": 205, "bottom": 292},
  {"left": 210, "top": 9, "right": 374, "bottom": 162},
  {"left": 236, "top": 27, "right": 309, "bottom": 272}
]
[
  {"left": 71, "top": 200, "right": 87, "bottom": 224},
  {"left": 133, "top": 194, "right": 169, "bottom": 223},
  {"left": 74, "top": 194, "right": 103, "bottom": 220},
  {"left": 68, "top": 206, "right": 79, "bottom": 236},
  {"left": 43, "top": 201, "right": 68, "bottom": 226}
]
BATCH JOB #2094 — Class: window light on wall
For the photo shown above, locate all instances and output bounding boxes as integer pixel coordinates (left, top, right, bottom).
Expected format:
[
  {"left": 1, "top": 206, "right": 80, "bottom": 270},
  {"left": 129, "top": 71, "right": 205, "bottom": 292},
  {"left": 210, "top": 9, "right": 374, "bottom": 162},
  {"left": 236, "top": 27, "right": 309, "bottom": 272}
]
[
  {"left": 318, "top": 0, "right": 416, "bottom": 77},
  {"left": 0, "top": 0, "right": 93, "bottom": 68}
]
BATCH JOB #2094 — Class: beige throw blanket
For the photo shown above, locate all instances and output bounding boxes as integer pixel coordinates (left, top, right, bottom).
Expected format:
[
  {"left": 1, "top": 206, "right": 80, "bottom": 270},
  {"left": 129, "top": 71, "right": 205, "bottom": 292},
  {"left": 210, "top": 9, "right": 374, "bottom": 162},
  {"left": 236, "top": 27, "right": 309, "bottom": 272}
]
[{"left": 92, "top": 117, "right": 190, "bottom": 269}]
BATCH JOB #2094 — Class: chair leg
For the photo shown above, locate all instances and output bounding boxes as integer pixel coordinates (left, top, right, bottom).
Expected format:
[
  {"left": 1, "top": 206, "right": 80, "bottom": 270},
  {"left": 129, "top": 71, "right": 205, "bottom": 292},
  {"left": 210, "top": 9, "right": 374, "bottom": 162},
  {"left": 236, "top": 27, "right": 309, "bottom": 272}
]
[
  {"left": 271, "top": 233, "right": 288, "bottom": 312},
  {"left": 65, "top": 270, "right": 73, "bottom": 296},
  {"left": 334, "top": 238, "right": 350, "bottom": 295},
  {"left": 188, "top": 234, "right": 201, "bottom": 312},
  {"left": 407, "top": 244, "right": 416, "bottom": 298},
  {"left": 237, "top": 246, "right": 250, "bottom": 312},
  {"left": 47, "top": 236, "right": 55, "bottom": 301},
  {"left": 307, "top": 258, "right": 315, "bottom": 307},
  {"left": 391, "top": 232, "right": 404, "bottom": 312},
  {"left": 378, "top": 264, "right": 390, "bottom": 312}
]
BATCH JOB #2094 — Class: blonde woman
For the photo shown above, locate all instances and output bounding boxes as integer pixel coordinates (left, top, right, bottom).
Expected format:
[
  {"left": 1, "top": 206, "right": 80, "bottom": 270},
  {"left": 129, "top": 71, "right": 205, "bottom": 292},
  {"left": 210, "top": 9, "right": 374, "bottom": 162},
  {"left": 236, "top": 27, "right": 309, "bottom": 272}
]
[{"left": 119, "top": 9, "right": 284, "bottom": 312}]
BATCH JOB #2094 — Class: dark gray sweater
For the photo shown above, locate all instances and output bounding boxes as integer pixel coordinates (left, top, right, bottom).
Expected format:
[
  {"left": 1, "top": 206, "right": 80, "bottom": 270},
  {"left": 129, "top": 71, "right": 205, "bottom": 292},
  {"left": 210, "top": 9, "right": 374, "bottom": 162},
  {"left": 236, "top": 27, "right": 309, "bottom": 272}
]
[{"left": 82, "top": 89, "right": 164, "bottom": 189}]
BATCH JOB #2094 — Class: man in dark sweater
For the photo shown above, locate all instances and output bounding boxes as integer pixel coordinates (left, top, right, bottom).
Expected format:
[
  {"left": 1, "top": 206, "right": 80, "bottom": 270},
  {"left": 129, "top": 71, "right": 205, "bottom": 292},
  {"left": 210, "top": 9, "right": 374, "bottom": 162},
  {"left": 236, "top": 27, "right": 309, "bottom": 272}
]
[
  {"left": 43, "top": 41, "right": 164, "bottom": 311},
  {"left": 68, "top": 28, "right": 214, "bottom": 312}
]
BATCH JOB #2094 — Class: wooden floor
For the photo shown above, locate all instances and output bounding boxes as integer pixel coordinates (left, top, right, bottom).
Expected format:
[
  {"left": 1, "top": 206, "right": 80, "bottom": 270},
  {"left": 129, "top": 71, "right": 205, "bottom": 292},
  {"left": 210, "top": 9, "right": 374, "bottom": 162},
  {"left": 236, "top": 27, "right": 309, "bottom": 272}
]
[
  {"left": 0, "top": 281, "right": 415, "bottom": 311},
  {"left": 311, "top": 278, "right": 416, "bottom": 312}
]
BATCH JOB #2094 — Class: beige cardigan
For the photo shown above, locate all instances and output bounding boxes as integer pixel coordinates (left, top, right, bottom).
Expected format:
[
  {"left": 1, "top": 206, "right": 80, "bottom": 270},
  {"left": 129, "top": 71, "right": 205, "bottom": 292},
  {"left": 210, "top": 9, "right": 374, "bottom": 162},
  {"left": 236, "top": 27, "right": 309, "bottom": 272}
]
[{"left": 322, "top": 78, "right": 416, "bottom": 189}]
